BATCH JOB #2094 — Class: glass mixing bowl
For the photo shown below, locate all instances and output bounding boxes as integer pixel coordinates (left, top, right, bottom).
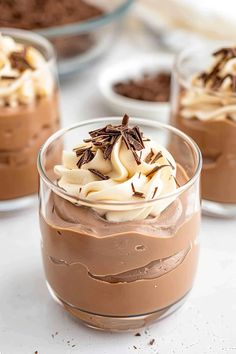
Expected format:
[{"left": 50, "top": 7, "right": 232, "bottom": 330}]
[{"left": 35, "top": 0, "right": 134, "bottom": 77}]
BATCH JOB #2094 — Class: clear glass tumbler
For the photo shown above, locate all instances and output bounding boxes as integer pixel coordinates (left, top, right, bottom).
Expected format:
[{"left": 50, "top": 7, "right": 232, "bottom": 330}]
[
  {"left": 0, "top": 28, "right": 60, "bottom": 212},
  {"left": 38, "top": 118, "right": 202, "bottom": 331},
  {"left": 171, "top": 43, "right": 236, "bottom": 218}
]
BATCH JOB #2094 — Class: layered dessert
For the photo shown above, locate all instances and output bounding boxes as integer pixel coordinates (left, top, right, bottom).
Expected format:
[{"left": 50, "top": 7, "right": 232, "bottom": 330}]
[
  {"left": 0, "top": 33, "right": 59, "bottom": 201},
  {"left": 39, "top": 115, "right": 200, "bottom": 329},
  {"left": 172, "top": 46, "right": 236, "bottom": 203}
]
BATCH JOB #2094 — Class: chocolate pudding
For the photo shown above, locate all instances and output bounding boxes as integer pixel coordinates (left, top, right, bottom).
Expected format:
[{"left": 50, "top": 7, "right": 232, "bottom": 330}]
[
  {"left": 0, "top": 33, "right": 60, "bottom": 201},
  {"left": 172, "top": 46, "right": 236, "bottom": 204},
  {"left": 39, "top": 115, "right": 201, "bottom": 330}
]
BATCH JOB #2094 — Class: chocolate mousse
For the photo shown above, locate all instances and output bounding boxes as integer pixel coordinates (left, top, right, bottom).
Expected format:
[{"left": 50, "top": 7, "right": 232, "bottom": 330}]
[
  {"left": 39, "top": 115, "right": 201, "bottom": 330},
  {"left": 172, "top": 46, "right": 236, "bottom": 204},
  {"left": 0, "top": 33, "right": 60, "bottom": 201}
]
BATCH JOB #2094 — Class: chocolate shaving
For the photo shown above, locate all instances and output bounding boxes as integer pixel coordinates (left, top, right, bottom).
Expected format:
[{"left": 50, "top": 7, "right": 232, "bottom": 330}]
[
  {"left": 152, "top": 187, "right": 158, "bottom": 199},
  {"left": 198, "top": 47, "right": 236, "bottom": 90},
  {"left": 77, "top": 148, "right": 95, "bottom": 168},
  {"left": 79, "top": 187, "right": 82, "bottom": 193},
  {"left": 9, "top": 49, "right": 34, "bottom": 72},
  {"left": 138, "top": 172, "right": 141, "bottom": 179},
  {"left": 152, "top": 151, "right": 163, "bottom": 163},
  {"left": 145, "top": 148, "right": 154, "bottom": 163},
  {"left": 166, "top": 158, "right": 175, "bottom": 170},
  {"left": 131, "top": 182, "right": 145, "bottom": 198},
  {"left": 149, "top": 339, "right": 155, "bottom": 346},
  {"left": 1, "top": 75, "right": 18, "bottom": 80},
  {"left": 172, "top": 175, "right": 180, "bottom": 188},
  {"left": 146, "top": 164, "right": 170, "bottom": 177},
  {"left": 122, "top": 113, "right": 129, "bottom": 126},
  {"left": 135, "top": 333, "right": 141, "bottom": 337},
  {"left": 232, "top": 75, "right": 236, "bottom": 91},
  {"left": 88, "top": 168, "right": 109, "bottom": 180},
  {"left": 88, "top": 115, "right": 145, "bottom": 165}
]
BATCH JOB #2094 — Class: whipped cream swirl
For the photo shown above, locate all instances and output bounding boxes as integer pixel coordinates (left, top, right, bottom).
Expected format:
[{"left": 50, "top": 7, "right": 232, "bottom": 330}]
[
  {"left": 0, "top": 33, "right": 54, "bottom": 107},
  {"left": 55, "top": 118, "right": 177, "bottom": 222},
  {"left": 181, "top": 46, "right": 236, "bottom": 121}
]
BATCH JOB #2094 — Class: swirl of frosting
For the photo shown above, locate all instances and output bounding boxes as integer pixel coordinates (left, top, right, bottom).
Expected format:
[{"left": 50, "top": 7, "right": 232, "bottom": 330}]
[
  {"left": 181, "top": 46, "right": 236, "bottom": 121},
  {"left": 54, "top": 118, "right": 177, "bottom": 222},
  {"left": 0, "top": 33, "right": 53, "bottom": 107}
]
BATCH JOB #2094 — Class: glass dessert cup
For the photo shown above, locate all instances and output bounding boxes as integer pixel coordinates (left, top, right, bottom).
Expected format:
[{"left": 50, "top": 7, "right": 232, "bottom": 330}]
[
  {"left": 0, "top": 28, "right": 60, "bottom": 212},
  {"left": 38, "top": 118, "right": 202, "bottom": 331},
  {"left": 171, "top": 43, "right": 236, "bottom": 218}
]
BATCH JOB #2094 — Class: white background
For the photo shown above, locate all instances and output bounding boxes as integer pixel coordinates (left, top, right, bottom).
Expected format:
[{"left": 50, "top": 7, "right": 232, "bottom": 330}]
[{"left": 1, "top": 17, "right": 236, "bottom": 354}]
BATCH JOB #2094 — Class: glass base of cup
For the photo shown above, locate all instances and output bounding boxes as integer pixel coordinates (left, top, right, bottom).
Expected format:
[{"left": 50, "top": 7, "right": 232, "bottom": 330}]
[
  {"left": 47, "top": 282, "right": 189, "bottom": 331},
  {"left": 202, "top": 199, "right": 236, "bottom": 219},
  {"left": 0, "top": 194, "right": 37, "bottom": 213}
]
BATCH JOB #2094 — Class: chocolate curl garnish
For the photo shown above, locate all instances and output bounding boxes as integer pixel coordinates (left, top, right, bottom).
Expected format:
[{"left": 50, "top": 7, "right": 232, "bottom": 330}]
[
  {"left": 198, "top": 47, "right": 236, "bottom": 91},
  {"left": 145, "top": 149, "right": 154, "bottom": 163},
  {"left": 1, "top": 75, "right": 18, "bottom": 80},
  {"left": 152, "top": 151, "right": 163, "bottom": 163},
  {"left": 146, "top": 164, "right": 170, "bottom": 177},
  {"left": 131, "top": 182, "right": 145, "bottom": 198},
  {"left": 88, "top": 168, "right": 109, "bottom": 180},
  {"left": 88, "top": 114, "right": 145, "bottom": 165},
  {"left": 172, "top": 175, "right": 180, "bottom": 188},
  {"left": 9, "top": 48, "right": 34, "bottom": 72},
  {"left": 152, "top": 187, "right": 158, "bottom": 199},
  {"left": 76, "top": 148, "right": 95, "bottom": 168}
]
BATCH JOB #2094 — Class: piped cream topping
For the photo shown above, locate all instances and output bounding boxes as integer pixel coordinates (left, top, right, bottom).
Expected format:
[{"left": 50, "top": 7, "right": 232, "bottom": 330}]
[
  {"left": 54, "top": 116, "right": 178, "bottom": 222},
  {"left": 0, "top": 33, "right": 54, "bottom": 107},
  {"left": 181, "top": 46, "right": 236, "bottom": 121}
]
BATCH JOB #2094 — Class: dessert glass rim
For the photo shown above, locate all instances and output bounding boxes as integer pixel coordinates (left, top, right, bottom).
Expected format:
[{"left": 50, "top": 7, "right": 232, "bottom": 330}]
[
  {"left": 35, "top": 0, "right": 134, "bottom": 38},
  {"left": 37, "top": 117, "right": 202, "bottom": 208},
  {"left": 0, "top": 27, "right": 56, "bottom": 69},
  {"left": 174, "top": 41, "right": 236, "bottom": 97}
]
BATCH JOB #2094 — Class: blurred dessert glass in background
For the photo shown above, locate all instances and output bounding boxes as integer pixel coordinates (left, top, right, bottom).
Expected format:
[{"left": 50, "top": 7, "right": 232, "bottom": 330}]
[
  {"left": 0, "top": 28, "right": 60, "bottom": 211},
  {"left": 171, "top": 43, "right": 236, "bottom": 217}
]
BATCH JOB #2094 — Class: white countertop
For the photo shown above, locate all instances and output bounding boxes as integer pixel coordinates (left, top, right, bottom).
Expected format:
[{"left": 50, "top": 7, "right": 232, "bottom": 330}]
[{"left": 1, "top": 19, "right": 236, "bottom": 354}]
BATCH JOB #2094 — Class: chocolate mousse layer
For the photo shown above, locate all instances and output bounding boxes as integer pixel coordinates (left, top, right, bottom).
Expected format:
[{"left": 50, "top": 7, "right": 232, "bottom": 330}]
[
  {"left": 40, "top": 167, "right": 200, "bottom": 318},
  {"left": 0, "top": 93, "right": 60, "bottom": 200},
  {"left": 172, "top": 109, "right": 236, "bottom": 203}
]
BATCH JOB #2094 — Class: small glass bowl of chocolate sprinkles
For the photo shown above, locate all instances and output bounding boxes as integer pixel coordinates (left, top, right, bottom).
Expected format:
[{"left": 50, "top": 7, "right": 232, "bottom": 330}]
[{"left": 99, "top": 54, "right": 174, "bottom": 121}]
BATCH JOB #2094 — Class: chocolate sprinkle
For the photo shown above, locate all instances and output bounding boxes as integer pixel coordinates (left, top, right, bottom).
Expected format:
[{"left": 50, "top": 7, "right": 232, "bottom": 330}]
[
  {"left": 167, "top": 158, "right": 175, "bottom": 170},
  {"left": 131, "top": 182, "right": 145, "bottom": 198},
  {"left": 152, "top": 187, "right": 158, "bottom": 199},
  {"left": 1, "top": 75, "right": 18, "bottom": 80},
  {"left": 146, "top": 164, "right": 170, "bottom": 177},
  {"left": 135, "top": 333, "right": 141, "bottom": 337},
  {"left": 88, "top": 168, "right": 109, "bottom": 180},
  {"left": 149, "top": 339, "right": 155, "bottom": 346},
  {"left": 152, "top": 151, "right": 163, "bottom": 163},
  {"left": 172, "top": 175, "right": 180, "bottom": 188}
]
